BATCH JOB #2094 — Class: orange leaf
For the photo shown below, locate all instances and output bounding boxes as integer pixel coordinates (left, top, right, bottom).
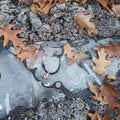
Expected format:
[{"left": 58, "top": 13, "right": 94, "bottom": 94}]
[
  {"left": 0, "top": 24, "right": 26, "bottom": 50},
  {"left": 74, "top": 11, "right": 98, "bottom": 35}
]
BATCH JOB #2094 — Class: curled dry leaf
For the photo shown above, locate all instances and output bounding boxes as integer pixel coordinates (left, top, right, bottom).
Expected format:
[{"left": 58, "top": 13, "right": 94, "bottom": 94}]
[
  {"left": 88, "top": 111, "right": 109, "bottom": 120},
  {"left": 92, "top": 48, "right": 111, "bottom": 75},
  {"left": 17, "top": 44, "right": 45, "bottom": 66},
  {"left": 63, "top": 43, "right": 88, "bottom": 64},
  {"left": 0, "top": 24, "right": 26, "bottom": 50},
  {"left": 96, "top": 0, "right": 113, "bottom": 13},
  {"left": 74, "top": 11, "right": 98, "bottom": 35},
  {"left": 94, "top": 41, "right": 120, "bottom": 59},
  {"left": 88, "top": 81, "right": 120, "bottom": 111}
]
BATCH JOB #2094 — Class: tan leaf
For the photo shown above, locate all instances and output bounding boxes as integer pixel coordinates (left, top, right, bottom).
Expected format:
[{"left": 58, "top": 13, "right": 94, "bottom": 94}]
[
  {"left": 92, "top": 48, "right": 111, "bottom": 75},
  {"left": 94, "top": 41, "right": 120, "bottom": 59},
  {"left": 63, "top": 43, "right": 88, "bottom": 64},
  {"left": 88, "top": 111, "right": 109, "bottom": 120},
  {"left": 112, "top": 3, "right": 120, "bottom": 17},
  {"left": 87, "top": 81, "right": 101, "bottom": 101},
  {"left": 0, "top": 24, "right": 26, "bottom": 50},
  {"left": 106, "top": 75, "right": 116, "bottom": 82},
  {"left": 74, "top": 11, "right": 98, "bottom": 35},
  {"left": 88, "top": 82, "right": 120, "bottom": 111},
  {"left": 88, "top": 111, "right": 100, "bottom": 120},
  {"left": 96, "top": 0, "right": 113, "bottom": 13}
]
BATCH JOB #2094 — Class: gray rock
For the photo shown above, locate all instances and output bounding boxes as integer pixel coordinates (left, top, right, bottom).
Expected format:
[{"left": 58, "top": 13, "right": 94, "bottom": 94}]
[
  {"left": 106, "top": 58, "right": 120, "bottom": 75},
  {"left": 30, "top": 12, "right": 42, "bottom": 29},
  {"left": 43, "top": 57, "right": 60, "bottom": 73}
]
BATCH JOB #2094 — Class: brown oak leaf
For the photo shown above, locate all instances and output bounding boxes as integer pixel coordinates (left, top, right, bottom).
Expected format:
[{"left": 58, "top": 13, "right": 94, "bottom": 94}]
[
  {"left": 88, "top": 111, "right": 109, "bottom": 120},
  {"left": 0, "top": 24, "right": 26, "bottom": 50},
  {"left": 94, "top": 41, "right": 120, "bottom": 59},
  {"left": 31, "top": 0, "right": 65, "bottom": 14},
  {"left": 96, "top": 0, "right": 113, "bottom": 13},
  {"left": 74, "top": 11, "right": 98, "bottom": 35},
  {"left": 92, "top": 48, "right": 111, "bottom": 75},
  {"left": 17, "top": 44, "right": 45, "bottom": 67},
  {"left": 88, "top": 81, "right": 120, "bottom": 111},
  {"left": 63, "top": 43, "right": 88, "bottom": 64}
]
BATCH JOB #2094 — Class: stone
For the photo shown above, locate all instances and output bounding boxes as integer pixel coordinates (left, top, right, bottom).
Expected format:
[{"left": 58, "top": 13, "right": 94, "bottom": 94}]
[
  {"left": 43, "top": 57, "right": 60, "bottom": 73},
  {"left": 30, "top": 12, "right": 42, "bottom": 29}
]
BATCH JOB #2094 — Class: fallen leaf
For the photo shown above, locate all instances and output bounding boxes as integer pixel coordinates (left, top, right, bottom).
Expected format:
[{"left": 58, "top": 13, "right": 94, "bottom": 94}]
[
  {"left": 92, "top": 48, "right": 111, "bottom": 75},
  {"left": 87, "top": 81, "right": 101, "bottom": 100},
  {"left": 31, "top": 0, "right": 65, "bottom": 14},
  {"left": 112, "top": 3, "right": 120, "bottom": 17},
  {"left": 0, "top": 24, "right": 26, "bottom": 50},
  {"left": 74, "top": 11, "right": 98, "bottom": 35},
  {"left": 66, "top": 0, "right": 87, "bottom": 4},
  {"left": 94, "top": 41, "right": 120, "bottom": 59},
  {"left": 88, "top": 82, "right": 120, "bottom": 111},
  {"left": 17, "top": 43, "right": 45, "bottom": 66},
  {"left": 88, "top": 111, "right": 109, "bottom": 120},
  {"left": 18, "top": 0, "right": 33, "bottom": 5},
  {"left": 88, "top": 111, "right": 100, "bottom": 120},
  {"left": 106, "top": 75, "right": 116, "bottom": 82},
  {"left": 63, "top": 43, "right": 88, "bottom": 63},
  {"left": 96, "top": 0, "right": 113, "bottom": 13}
]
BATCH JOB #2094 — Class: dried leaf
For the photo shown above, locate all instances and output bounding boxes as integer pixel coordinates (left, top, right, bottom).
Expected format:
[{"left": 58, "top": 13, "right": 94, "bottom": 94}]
[
  {"left": 92, "top": 48, "right": 111, "bottom": 75},
  {"left": 0, "top": 24, "right": 26, "bottom": 50},
  {"left": 88, "top": 111, "right": 109, "bottom": 120},
  {"left": 94, "top": 41, "right": 120, "bottom": 59},
  {"left": 96, "top": 0, "right": 113, "bottom": 13},
  {"left": 74, "top": 11, "right": 98, "bottom": 35},
  {"left": 112, "top": 3, "right": 120, "bottom": 17},
  {"left": 106, "top": 75, "right": 116, "bottom": 82},
  {"left": 31, "top": 0, "right": 65, "bottom": 14},
  {"left": 87, "top": 81, "right": 101, "bottom": 101},
  {"left": 66, "top": 0, "right": 87, "bottom": 4},
  {"left": 88, "top": 111, "right": 100, "bottom": 120},
  {"left": 17, "top": 44, "right": 45, "bottom": 66},
  {"left": 63, "top": 43, "right": 88, "bottom": 64},
  {"left": 88, "top": 82, "right": 120, "bottom": 111},
  {"left": 18, "top": 0, "right": 33, "bottom": 5}
]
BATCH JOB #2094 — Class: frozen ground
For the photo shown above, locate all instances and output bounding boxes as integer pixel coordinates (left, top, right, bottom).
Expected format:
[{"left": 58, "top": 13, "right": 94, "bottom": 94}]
[{"left": 0, "top": 0, "right": 120, "bottom": 120}]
